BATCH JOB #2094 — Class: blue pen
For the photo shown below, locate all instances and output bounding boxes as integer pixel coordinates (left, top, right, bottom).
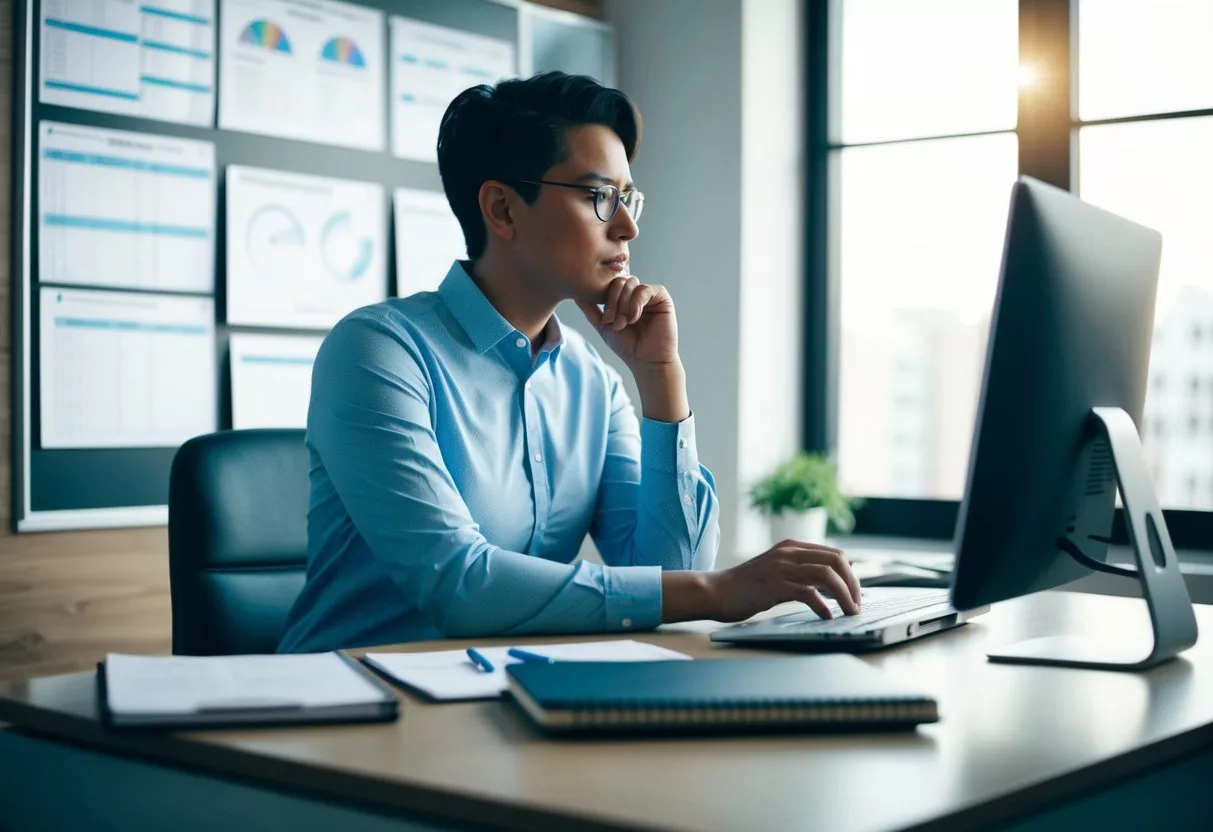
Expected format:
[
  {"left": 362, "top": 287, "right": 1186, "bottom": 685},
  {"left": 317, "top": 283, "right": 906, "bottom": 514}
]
[
  {"left": 507, "top": 647, "right": 556, "bottom": 664},
  {"left": 466, "top": 647, "right": 495, "bottom": 672}
]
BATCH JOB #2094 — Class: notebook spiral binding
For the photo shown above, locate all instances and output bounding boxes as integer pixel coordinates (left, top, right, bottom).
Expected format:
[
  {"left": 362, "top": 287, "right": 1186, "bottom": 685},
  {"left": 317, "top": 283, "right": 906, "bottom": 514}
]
[{"left": 566, "top": 698, "right": 938, "bottom": 728}]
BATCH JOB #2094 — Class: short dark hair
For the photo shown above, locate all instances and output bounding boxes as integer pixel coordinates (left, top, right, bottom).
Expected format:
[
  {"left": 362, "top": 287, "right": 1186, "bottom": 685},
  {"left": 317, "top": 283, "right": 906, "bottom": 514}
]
[{"left": 437, "top": 72, "right": 642, "bottom": 259}]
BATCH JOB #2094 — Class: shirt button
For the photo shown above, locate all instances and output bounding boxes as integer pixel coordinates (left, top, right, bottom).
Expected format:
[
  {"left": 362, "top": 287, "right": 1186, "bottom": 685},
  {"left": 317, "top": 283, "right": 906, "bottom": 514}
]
[
  {"left": 539, "top": 522, "right": 546, "bottom": 531},
  {"left": 525, "top": 381, "right": 532, "bottom": 390},
  {"left": 515, "top": 337, "right": 526, "bottom": 348},
  {"left": 678, "top": 438, "right": 688, "bottom": 449},
  {"left": 534, "top": 452, "right": 543, "bottom": 463},
  {"left": 621, "top": 618, "right": 633, "bottom": 628},
  {"left": 683, "top": 494, "right": 693, "bottom": 506}
]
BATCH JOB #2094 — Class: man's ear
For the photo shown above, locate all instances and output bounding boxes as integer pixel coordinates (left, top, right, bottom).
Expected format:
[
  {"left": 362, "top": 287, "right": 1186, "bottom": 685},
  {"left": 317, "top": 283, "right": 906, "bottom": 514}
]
[{"left": 479, "top": 181, "right": 516, "bottom": 243}]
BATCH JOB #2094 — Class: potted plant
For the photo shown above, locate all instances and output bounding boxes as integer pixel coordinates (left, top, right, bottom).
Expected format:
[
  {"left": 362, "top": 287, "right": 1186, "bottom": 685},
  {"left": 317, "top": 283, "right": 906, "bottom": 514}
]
[{"left": 748, "top": 452, "right": 858, "bottom": 546}]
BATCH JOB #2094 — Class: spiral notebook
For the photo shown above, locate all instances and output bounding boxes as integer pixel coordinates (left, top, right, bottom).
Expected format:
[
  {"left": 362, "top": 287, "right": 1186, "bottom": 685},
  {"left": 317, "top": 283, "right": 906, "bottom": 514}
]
[{"left": 505, "top": 654, "right": 937, "bottom": 734}]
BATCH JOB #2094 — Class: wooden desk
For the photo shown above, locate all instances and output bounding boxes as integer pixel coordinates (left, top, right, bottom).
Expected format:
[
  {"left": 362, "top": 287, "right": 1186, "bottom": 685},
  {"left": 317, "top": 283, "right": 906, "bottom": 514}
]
[{"left": 2, "top": 592, "right": 1213, "bottom": 832}]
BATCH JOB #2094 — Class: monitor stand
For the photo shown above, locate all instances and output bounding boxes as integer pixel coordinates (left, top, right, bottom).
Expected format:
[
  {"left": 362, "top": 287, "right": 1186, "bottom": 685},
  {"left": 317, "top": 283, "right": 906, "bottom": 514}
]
[{"left": 987, "top": 407, "right": 1199, "bottom": 671}]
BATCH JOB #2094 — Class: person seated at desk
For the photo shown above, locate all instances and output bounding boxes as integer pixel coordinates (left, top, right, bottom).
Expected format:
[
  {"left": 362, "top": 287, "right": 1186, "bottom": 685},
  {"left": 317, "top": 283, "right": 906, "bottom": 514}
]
[{"left": 278, "top": 72, "right": 862, "bottom": 653}]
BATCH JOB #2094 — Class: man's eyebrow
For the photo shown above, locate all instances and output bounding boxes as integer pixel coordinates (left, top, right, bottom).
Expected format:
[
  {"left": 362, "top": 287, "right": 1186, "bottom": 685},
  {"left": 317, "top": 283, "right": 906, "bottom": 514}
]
[{"left": 576, "top": 171, "right": 636, "bottom": 190}]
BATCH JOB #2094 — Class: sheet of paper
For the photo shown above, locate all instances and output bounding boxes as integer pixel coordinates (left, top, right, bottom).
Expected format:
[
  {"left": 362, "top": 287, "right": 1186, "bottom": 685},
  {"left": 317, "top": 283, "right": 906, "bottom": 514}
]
[
  {"left": 390, "top": 16, "right": 515, "bottom": 162},
  {"left": 393, "top": 187, "right": 465, "bottom": 297},
  {"left": 40, "top": 0, "right": 216, "bottom": 126},
  {"left": 39, "top": 121, "right": 216, "bottom": 293},
  {"left": 226, "top": 165, "right": 386, "bottom": 329},
  {"left": 105, "top": 653, "right": 385, "bottom": 714},
  {"left": 229, "top": 332, "right": 323, "bottom": 428},
  {"left": 219, "top": 0, "right": 384, "bottom": 150},
  {"left": 40, "top": 287, "right": 216, "bottom": 449},
  {"left": 364, "top": 639, "right": 692, "bottom": 701}
]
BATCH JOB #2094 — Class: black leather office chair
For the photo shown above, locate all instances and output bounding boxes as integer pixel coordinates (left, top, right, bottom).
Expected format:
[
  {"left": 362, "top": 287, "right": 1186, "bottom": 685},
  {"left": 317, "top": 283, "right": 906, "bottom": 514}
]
[{"left": 168, "top": 429, "right": 309, "bottom": 655}]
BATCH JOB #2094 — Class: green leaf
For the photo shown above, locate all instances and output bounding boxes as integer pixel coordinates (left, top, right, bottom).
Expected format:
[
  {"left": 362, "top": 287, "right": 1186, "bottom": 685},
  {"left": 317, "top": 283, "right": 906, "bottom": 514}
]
[{"left": 747, "top": 452, "right": 858, "bottom": 533}]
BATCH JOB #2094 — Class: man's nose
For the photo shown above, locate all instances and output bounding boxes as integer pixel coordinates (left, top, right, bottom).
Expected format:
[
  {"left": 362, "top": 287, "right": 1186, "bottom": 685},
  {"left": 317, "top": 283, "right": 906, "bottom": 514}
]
[{"left": 610, "top": 206, "right": 639, "bottom": 241}]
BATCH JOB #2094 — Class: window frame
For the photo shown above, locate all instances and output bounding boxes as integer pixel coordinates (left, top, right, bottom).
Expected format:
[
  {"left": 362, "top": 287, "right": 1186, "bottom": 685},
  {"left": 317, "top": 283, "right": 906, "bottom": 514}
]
[{"left": 804, "top": 0, "right": 1213, "bottom": 550}]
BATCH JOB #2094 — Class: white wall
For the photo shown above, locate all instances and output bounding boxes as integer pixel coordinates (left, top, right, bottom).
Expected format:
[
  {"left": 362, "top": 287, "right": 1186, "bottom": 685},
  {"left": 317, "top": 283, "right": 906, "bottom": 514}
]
[
  {"left": 738, "top": 0, "right": 805, "bottom": 556},
  {"left": 585, "top": 0, "right": 804, "bottom": 563}
]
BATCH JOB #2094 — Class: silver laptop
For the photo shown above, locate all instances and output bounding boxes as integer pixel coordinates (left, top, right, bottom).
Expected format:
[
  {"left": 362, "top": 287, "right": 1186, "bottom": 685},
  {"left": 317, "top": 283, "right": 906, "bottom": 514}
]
[{"left": 711, "top": 586, "right": 989, "bottom": 651}]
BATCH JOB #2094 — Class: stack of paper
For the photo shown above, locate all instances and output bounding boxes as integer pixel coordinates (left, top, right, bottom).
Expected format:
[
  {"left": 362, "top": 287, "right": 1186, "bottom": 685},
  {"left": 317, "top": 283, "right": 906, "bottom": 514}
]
[
  {"left": 103, "top": 652, "right": 397, "bottom": 728},
  {"left": 364, "top": 639, "right": 691, "bottom": 702}
]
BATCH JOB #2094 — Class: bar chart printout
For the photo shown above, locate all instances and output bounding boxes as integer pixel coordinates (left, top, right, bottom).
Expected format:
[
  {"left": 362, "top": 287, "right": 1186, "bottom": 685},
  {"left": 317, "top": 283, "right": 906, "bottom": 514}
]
[
  {"left": 229, "top": 332, "right": 323, "bottom": 428},
  {"left": 39, "top": 288, "right": 217, "bottom": 449},
  {"left": 391, "top": 16, "right": 514, "bottom": 162},
  {"left": 39, "top": 121, "right": 216, "bottom": 294},
  {"left": 40, "top": 0, "right": 216, "bottom": 125}
]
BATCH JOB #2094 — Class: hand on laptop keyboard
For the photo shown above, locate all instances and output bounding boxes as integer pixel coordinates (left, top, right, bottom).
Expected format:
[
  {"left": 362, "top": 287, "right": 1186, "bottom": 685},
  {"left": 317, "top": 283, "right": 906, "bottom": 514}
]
[{"left": 708, "top": 540, "right": 863, "bottom": 622}]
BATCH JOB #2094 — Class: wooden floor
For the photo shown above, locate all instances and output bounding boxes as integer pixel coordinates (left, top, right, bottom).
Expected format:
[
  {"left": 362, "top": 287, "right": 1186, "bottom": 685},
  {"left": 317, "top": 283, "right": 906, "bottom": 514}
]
[{"left": 0, "top": 529, "right": 173, "bottom": 682}]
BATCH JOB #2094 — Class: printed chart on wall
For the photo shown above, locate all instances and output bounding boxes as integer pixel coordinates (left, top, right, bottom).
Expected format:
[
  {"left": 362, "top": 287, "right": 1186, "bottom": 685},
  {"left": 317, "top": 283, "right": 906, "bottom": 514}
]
[
  {"left": 40, "top": 0, "right": 216, "bottom": 126},
  {"left": 229, "top": 332, "right": 323, "bottom": 429},
  {"left": 219, "top": 0, "right": 384, "bottom": 149},
  {"left": 394, "top": 187, "right": 465, "bottom": 297},
  {"left": 226, "top": 165, "right": 385, "bottom": 329},
  {"left": 39, "top": 121, "right": 216, "bottom": 293},
  {"left": 39, "top": 288, "right": 217, "bottom": 449},
  {"left": 390, "top": 16, "right": 515, "bottom": 162}
]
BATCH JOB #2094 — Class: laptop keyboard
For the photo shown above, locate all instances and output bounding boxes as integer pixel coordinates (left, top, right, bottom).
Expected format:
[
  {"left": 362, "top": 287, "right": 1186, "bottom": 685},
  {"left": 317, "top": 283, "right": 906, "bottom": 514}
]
[{"left": 775, "top": 590, "right": 953, "bottom": 634}]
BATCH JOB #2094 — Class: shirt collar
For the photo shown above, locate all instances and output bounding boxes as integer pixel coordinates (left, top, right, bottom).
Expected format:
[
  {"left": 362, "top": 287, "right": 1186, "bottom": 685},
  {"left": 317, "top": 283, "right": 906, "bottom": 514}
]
[
  {"left": 438, "top": 261, "right": 564, "bottom": 362},
  {"left": 537, "top": 314, "right": 565, "bottom": 363}
]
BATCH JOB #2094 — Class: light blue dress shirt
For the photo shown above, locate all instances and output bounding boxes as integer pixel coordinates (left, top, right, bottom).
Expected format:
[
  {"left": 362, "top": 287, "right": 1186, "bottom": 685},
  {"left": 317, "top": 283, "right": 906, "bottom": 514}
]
[{"left": 278, "top": 262, "right": 720, "bottom": 652}]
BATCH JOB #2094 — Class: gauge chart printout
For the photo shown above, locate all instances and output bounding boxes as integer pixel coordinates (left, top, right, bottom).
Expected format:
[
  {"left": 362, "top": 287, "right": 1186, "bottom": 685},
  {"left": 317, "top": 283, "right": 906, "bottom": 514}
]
[
  {"left": 39, "top": 121, "right": 216, "bottom": 293},
  {"left": 220, "top": 0, "right": 384, "bottom": 150},
  {"left": 40, "top": 287, "right": 217, "bottom": 449},
  {"left": 390, "top": 16, "right": 515, "bottom": 162},
  {"left": 226, "top": 165, "right": 386, "bottom": 329},
  {"left": 229, "top": 332, "right": 323, "bottom": 429},
  {"left": 40, "top": 0, "right": 216, "bottom": 126},
  {"left": 394, "top": 187, "right": 465, "bottom": 297}
]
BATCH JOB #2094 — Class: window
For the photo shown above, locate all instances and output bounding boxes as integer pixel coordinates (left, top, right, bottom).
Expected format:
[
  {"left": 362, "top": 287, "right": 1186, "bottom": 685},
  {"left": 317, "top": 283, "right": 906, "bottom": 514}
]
[
  {"left": 1076, "top": 0, "right": 1213, "bottom": 519},
  {"left": 808, "top": 0, "right": 1213, "bottom": 547},
  {"left": 830, "top": 0, "right": 1018, "bottom": 503}
]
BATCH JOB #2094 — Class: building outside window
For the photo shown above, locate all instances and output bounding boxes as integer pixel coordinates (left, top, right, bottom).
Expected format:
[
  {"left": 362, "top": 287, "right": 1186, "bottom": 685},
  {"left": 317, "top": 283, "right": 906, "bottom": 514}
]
[{"left": 810, "top": 0, "right": 1213, "bottom": 545}]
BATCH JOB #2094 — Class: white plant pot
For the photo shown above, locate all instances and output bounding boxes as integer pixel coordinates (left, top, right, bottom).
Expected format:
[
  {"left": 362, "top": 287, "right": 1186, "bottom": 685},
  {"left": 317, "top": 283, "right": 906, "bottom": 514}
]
[{"left": 768, "top": 507, "right": 829, "bottom": 547}]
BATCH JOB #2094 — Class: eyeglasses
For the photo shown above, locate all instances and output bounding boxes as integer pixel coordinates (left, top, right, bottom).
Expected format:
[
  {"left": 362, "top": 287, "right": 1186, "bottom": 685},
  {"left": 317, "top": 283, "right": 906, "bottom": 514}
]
[{"left": 508, "top": 179, "right": 645, "bottom": 224}]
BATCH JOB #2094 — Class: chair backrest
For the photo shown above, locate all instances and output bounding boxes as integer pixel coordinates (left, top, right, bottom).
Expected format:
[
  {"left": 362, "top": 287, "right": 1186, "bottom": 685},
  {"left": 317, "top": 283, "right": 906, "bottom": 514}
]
[{"left": 168, "top": 429, "right": 309, "bottom": 655}]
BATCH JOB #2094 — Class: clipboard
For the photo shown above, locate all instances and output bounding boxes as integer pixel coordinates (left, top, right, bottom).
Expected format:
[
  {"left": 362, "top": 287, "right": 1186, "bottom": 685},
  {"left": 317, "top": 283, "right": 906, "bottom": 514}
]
[{"left": 97, "top": 650, "right": 400, "bottom": 730}]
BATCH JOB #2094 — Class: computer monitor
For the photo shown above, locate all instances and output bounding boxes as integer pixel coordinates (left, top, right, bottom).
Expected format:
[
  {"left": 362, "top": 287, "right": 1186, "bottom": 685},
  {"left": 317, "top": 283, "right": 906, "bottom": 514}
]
[{"left": 949, "top": 176, "right": 1198, "bottom": 671}]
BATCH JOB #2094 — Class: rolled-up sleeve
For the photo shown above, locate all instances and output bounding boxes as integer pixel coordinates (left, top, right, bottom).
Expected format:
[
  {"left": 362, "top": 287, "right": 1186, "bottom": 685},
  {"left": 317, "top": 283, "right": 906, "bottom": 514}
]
[
  {"left": 311, "top": 315, "right": 665, "bottom": 638},
  {"left": 590, "top": 366, "right": 721, "bottom": 573}
]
